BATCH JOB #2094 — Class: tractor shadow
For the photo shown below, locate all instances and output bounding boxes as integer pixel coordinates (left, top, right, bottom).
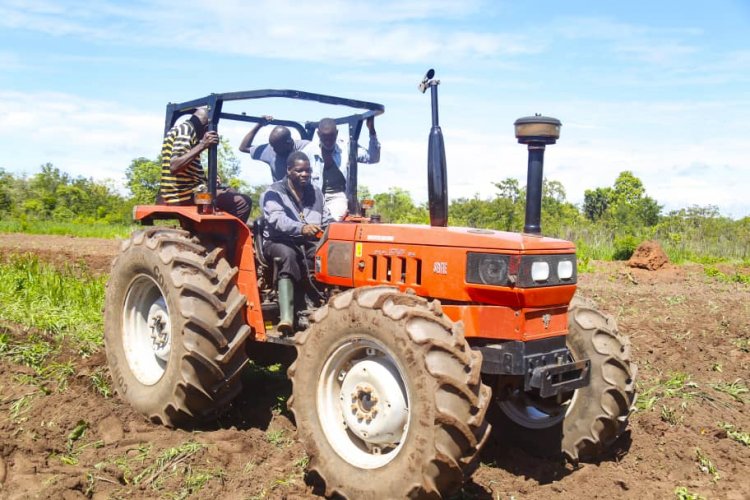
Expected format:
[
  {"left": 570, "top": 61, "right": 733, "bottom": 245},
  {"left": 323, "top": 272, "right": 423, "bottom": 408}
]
[
  {"left": 198, "top": 342, "right": 296, "bottom": 433},
  {"left": 461, "top": 407, "right": 634, "bottom": 496}
]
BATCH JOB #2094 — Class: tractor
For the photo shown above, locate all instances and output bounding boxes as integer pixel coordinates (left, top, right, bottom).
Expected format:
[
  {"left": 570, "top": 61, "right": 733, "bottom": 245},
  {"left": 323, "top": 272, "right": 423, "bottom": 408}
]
[{"left": 104, "top": 70, "right": 636, "bottom": 499}]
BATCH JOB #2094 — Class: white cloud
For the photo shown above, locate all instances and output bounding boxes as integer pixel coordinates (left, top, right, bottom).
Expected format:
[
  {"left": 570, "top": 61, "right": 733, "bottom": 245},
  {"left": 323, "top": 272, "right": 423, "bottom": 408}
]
[
  {"left": 0, "top": 90, "right": 163, "bottom": 185},
  {"left": 0, "top": 0, "right": 530, "bottom": 65},
  {"left": 2, "top": 87, "right": 749, "bottom": 218}
]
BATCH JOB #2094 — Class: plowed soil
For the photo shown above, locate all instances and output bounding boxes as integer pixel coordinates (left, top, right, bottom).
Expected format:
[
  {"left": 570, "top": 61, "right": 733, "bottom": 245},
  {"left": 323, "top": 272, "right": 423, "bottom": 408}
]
[{"left": 0, "top": 234, "right": 748, "bottom": 499}]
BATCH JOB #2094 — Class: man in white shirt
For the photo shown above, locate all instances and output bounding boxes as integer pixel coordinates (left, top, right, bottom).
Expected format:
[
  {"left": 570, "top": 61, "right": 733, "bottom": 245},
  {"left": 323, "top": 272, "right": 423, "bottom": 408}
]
[{"left": 303, "top": 117, "right": 380, "bottom": 220}]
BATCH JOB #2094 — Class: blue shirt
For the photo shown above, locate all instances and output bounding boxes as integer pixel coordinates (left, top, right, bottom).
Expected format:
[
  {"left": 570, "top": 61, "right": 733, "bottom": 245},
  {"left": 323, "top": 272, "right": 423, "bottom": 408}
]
[
  {"left": 261, "top": 179, "right": 332, "bottom": 240},
  {"left": 248, "top": 139, "right": 311, "bottom": 182},
  {"left": 303, "top": 134, "right": 380, "bottom": 192}
]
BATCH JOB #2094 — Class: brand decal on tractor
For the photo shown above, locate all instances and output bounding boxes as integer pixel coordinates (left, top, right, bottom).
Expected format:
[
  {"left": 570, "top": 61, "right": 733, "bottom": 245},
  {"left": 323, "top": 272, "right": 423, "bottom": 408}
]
[{"left": 433, "top": 261, "right": 448, "bottom": 274}]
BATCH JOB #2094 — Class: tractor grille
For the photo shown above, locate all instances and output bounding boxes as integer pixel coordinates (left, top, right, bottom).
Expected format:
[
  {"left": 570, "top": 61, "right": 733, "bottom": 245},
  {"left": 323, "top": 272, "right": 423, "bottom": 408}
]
[{"left": 370, "top": 255, "right": 422, "bottom": 286}]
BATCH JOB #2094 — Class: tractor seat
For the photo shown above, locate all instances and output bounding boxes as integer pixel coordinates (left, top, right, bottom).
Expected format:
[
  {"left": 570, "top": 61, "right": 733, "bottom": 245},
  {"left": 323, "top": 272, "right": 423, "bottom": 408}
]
[{"left": 252, "top": 217, "right": 270, "bottom": 268}]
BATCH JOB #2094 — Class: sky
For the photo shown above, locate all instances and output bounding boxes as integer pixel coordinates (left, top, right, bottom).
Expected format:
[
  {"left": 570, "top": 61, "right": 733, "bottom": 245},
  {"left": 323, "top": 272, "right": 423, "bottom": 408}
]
[{"left": 1, "top": 0, "right": 749, "bottom": 218}]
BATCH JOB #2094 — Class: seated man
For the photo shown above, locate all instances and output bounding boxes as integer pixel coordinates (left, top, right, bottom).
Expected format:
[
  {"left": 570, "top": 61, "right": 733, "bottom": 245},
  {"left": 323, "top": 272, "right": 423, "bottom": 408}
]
[
  {"left": 159, "top": 107, "right": 252, "bottom": 222},
  {"left": 239, "top": 116, "right": 310, "bottom": 182},
  {"left": 303, "top": 116, "right": 380, "bottom": 220},
  {"left": 261, "top": 151, "right": 332, "bottom": 335}
]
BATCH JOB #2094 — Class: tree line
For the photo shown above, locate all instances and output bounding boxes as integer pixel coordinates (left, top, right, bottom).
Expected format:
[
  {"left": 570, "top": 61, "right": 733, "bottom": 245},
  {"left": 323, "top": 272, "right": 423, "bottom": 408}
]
[{"left": 1, "top": 146, "right": 748, "bottom": 263}]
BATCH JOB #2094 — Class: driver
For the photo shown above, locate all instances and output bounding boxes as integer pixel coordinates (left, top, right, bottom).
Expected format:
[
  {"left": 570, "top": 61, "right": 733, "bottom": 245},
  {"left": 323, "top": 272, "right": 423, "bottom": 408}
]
[{"left": 261, "top": 151, "right": 332, "bottom": 335}]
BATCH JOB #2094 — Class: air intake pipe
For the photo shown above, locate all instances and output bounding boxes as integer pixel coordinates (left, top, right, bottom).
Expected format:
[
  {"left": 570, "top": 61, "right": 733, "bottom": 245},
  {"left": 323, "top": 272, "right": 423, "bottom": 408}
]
[
  {"left": 419, "top": 69, "right": 448, "bottom": 227},
  {"left": 514, "top": 115, "right": 562, "bottom": 235}
]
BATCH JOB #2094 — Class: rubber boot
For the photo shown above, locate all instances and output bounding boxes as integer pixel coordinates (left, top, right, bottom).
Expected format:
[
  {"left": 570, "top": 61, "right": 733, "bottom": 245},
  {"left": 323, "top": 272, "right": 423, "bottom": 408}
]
[{"left": 277, "top": 278, "right": 294, "bottom": 336}]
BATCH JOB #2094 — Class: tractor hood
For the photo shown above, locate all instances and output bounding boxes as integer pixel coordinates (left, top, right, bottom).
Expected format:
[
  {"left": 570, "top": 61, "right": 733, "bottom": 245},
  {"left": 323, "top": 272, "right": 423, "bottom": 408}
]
[{"left": 332, "top": 223, "right": 575, "bottom": 253}]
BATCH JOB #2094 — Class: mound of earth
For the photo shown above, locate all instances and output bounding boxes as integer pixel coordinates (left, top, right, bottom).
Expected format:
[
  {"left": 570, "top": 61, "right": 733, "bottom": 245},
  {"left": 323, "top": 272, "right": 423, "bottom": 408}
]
[{"left": 628, "top": 240, "right": 670, "bottom": 270}]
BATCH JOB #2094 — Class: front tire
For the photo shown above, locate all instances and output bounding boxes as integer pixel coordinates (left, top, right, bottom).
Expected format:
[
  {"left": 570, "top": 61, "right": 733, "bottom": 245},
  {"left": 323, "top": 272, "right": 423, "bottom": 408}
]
[
  {"left": 496, "top": 296, "right": 637, "bottom": 461},
  {"left": 104, "top": 227, "right": 251, "bottom": 427},
  {"left": 288, "top": 287, "right": 491, "bottom": 499}
]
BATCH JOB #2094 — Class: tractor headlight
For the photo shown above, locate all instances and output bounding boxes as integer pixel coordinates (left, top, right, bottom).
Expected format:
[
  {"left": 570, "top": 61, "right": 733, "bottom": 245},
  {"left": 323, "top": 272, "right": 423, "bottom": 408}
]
[
  {"left": 466, "top": 253, "right": 511, "bottom": 286},
  {"left": 558, "top": 259, "right": 574, "bottom": 280},
  {"left": 517, "top": 254, "right": 577, "bottom": 287},
  {"left": 531, "top": 261, "right": 550, "bottom": 282},
  {"left": 466, "top": 253, "right": 576, "bottom": 288}
]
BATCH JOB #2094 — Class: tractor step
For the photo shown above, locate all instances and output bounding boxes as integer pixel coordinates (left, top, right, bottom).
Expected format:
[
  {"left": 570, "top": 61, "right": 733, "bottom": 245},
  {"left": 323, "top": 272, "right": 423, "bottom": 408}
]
[{"left": 264, "top": 328, "right": 297, "bottom": 346}]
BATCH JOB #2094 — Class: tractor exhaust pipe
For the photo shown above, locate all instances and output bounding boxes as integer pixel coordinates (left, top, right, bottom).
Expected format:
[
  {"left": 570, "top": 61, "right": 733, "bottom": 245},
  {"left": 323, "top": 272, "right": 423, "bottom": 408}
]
[
  {"left": 514, "top": 115, "right": 562, "bottom": 235},
  {"left": 420, "top": 69, "right": 448, "bottom": 227}
]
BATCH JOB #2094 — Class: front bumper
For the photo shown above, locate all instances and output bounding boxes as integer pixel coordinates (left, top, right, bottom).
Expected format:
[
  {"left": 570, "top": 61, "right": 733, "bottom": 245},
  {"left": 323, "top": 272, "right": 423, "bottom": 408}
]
[{"left": 475, "top": 336, "right": 590, "bottom": 398}]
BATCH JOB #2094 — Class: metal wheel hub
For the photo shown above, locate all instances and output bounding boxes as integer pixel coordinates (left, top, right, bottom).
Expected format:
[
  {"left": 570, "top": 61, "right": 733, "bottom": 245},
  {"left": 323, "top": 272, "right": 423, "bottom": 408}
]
[
  {"left": 122, "top": 275, "right": 172, "bottom": 386},
  {"left": 340, "top": 359, "right": 408, "bottom": 445},
  {"left": 317, "top": 339, "right": 410, "bottom": 469},
  {"left": 147, "top": 300, "right": 171, "bottom": 360}
]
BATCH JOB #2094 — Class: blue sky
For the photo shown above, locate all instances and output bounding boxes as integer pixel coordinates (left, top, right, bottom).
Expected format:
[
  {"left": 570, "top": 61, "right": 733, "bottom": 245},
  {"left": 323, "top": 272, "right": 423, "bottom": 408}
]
[{"left": 1, "top": 0, "right": 749, "bottom": 217}]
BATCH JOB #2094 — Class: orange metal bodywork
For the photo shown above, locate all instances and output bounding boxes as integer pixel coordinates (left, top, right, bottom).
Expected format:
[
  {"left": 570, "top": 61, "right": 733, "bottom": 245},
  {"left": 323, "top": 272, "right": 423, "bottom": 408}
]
[
  {"left": 133, "top": 205, "right": 268, "bottom": 340},
  {"left": 134, "top": 206, "right": 577, "bottom": 343},
  {"left": 315, "top": 222, "right": 577, "bottom": 341}
]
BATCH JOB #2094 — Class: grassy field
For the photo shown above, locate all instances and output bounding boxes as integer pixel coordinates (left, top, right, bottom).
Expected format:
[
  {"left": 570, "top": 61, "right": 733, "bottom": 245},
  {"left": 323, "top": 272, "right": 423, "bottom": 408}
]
[
  {"left": 0, "top": 219, "right": 136, "bottom": 239},
  {"left": 0, "top": 254, "right": 105, "bottom": 356}
]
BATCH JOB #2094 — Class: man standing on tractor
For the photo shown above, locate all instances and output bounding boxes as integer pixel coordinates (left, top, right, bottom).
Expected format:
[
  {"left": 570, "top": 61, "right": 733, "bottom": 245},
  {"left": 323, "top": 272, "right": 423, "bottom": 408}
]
[
  {"left": 239, "top": 116, "right": 311, "bottom": 182},
  {"left": 261, "top": 151, "right": 332, "bottom": 335},
  {"left": 304, "top": 116, "right": 380, "bottom": 220},
  {"left": 159, "top": 107, "right": 252, "bottom": 222}
]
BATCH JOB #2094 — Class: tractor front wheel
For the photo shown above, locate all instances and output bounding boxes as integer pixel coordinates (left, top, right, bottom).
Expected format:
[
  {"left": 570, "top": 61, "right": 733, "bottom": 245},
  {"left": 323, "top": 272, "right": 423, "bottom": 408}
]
[
  {"left": 496, "top": 296, "right": 637, "bottom": 461},
  {"left": 288, "top": 287, "right": 491, "bottom": 499}
]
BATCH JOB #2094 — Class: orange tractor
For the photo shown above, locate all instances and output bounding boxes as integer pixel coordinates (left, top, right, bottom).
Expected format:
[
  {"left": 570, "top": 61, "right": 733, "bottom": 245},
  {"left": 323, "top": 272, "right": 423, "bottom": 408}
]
[{"left": 104, "top": 71, "right": 636, "bottom": 499}]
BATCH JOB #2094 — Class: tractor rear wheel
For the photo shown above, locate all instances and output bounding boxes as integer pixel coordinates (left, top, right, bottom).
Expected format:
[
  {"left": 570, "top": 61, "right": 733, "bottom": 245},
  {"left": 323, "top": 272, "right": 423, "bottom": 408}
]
[
  {"left": 496, "top": 296, "right": 637, "bottom": 461},
  {"left": 104, "top": 227, "right": 251, "bottom": 427},
  {"left": 288, "top": 287, "right": 491, "bottom": 499}
]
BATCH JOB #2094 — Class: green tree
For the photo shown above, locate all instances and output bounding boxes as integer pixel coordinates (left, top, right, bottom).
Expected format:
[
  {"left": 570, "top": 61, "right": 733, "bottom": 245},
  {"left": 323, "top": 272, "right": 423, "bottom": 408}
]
[
  {"left": 126, "top": 157, "right": 162, "bottom": 204},
  {"left": 609, "top": 171, "right": 661, "bottom": 227},
  {"left": 373, "top": 187, "right": 428, "bottom": 223},
  {"left": 582, "top": 171, "right": 661, "bottom": 228},
  {"left": 493, "top": 178, "right": 521, "bottom": 203},
  {"left": 583, "top": 187, "right": 612, "bottom": 221},
  {"left": 0, "top": 168, "right": 14, "bottom": 213},
  {"left": 29, "top": 163, "right": 70, "bottom": 215}
]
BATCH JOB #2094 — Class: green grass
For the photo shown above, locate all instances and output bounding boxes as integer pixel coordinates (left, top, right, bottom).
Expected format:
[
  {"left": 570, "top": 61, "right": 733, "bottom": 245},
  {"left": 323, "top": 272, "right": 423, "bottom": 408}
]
[
  {"left": 635, "top": 372, "right": 703, "bottom": 412},
  {"left": 89, "top": 368, "right": 112, "bottom": 398},
  {"left": 0, "top": 254, "right": 105, "bottom": 355},
  {"left": 0, "top": 219, "right": 135, "bottom": 239},
  {"left": 674, "top": 486, "right": 705, "bottom": 500},
  {"left": 695, "top": 448, "right": 720, "bottom": 482},
  {"left": 704, "top": 266, "right": 750, "bottom": 285},
  {"left": 134, "top": 441, "right": 206, "bottom": 489},
  {"left": 711, "top": 379, "right": 748, "bottom": 403},
  {"left": 718, "top": 423, "right": 750, "bottom": 446},
  {"left": 265, "top": 429, "right": 291, "bottom": 448},
  {"left": 733, "top": 337, "right": 750, "bottom": 352}
]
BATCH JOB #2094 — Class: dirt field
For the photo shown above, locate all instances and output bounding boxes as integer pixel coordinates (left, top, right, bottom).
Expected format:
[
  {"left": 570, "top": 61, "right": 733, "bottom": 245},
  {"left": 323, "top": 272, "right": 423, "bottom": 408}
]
[{"left": 0, "top": 234, "right": 748, "bottom": 499}]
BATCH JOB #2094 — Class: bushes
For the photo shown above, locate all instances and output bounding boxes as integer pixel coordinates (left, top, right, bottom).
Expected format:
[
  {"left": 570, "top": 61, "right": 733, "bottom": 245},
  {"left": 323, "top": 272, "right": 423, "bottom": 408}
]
[{"left": 613, "top": 235, "right": 640, "bottom": 260}]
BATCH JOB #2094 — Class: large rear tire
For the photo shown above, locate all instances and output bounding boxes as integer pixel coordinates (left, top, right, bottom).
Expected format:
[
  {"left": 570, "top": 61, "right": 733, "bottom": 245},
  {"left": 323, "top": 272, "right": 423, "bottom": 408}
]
[
  {"left": 104, "top": 227, "right": 251, "bottom": 427},
  {"left": 496, "top": 295, "right": 637, "bottom": 461},
  {"left": 288, "top": 287, "right": 491, "bottom": 499}
]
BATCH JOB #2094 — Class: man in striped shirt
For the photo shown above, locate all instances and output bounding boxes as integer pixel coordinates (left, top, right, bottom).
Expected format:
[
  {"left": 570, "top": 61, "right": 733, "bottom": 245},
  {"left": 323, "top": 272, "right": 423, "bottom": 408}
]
[{"left": 159, "top": 108, "right": 252, "bottom": 222}]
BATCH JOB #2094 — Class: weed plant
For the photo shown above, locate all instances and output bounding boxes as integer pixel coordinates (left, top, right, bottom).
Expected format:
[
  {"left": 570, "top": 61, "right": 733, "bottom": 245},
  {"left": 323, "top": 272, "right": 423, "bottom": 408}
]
[
  {"left": 674, "top": 486, "right": 705, "bottom": 500},
  {"left": 718, "top": 423, "right": 750, "bottom": 446}
]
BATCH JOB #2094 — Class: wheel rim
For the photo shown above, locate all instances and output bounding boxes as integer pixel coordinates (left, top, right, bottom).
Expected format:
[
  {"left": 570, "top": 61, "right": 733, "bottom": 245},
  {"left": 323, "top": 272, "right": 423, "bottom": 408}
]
[
  {"left": 499, "top": 386, "right": 579, "bottom": 429},
  {"left": 317, "top": 338, "right": 410, "bottom": 469},
  {"left": 122, "top": 274, "right": 172, "bottom": 386}
]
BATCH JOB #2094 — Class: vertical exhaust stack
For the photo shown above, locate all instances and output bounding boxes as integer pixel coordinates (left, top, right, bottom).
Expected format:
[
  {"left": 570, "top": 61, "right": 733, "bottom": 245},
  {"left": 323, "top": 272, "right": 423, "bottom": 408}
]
[
  {"left": 514, "top": 115, "right": 562, "bottom": 235},
  {"left": 419, "top": 69, "right": 448, "bottom": 227}
]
